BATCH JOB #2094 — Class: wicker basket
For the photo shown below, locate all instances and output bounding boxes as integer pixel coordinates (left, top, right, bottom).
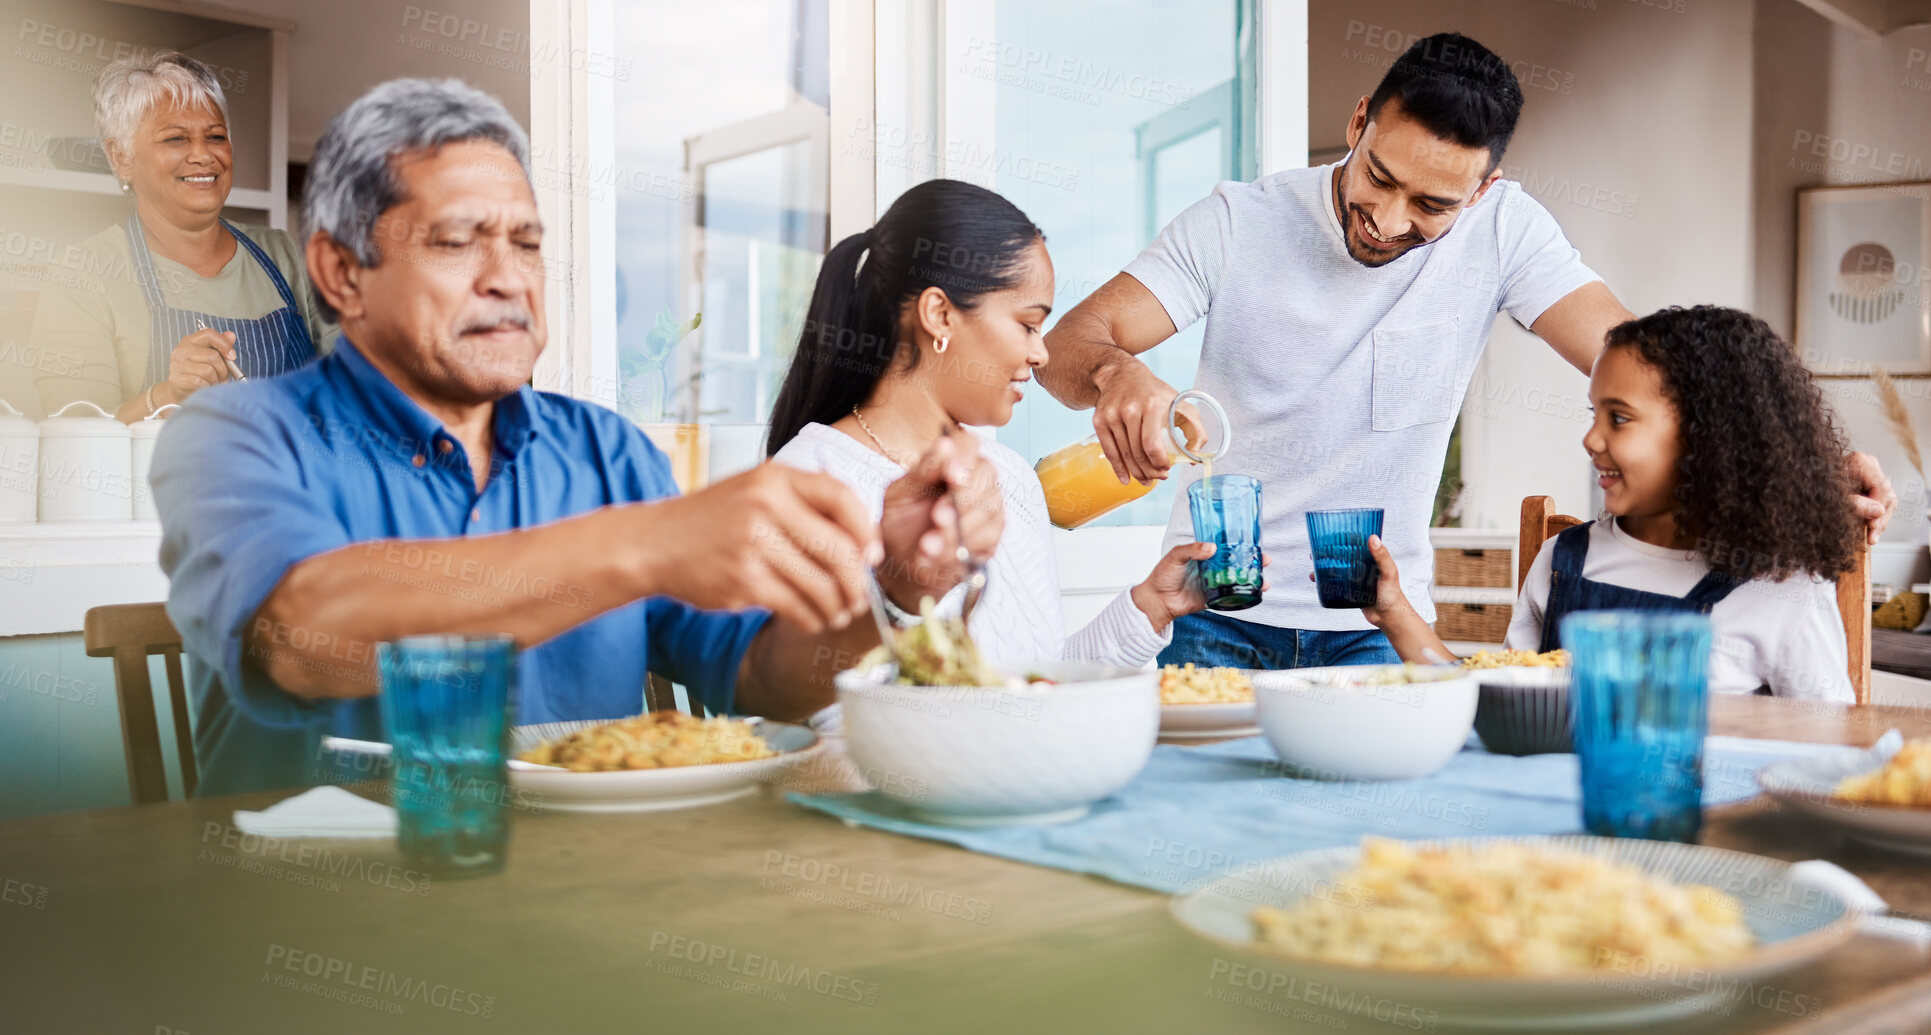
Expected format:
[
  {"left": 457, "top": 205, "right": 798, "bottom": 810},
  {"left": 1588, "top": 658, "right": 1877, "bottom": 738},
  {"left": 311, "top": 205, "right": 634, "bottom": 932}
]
[
  {"left": 1434, "top": 548, "right": 1513, "bottom": 588},
  {"left": 1435, "top": 602, "right": 1511, "bottom": 643}
]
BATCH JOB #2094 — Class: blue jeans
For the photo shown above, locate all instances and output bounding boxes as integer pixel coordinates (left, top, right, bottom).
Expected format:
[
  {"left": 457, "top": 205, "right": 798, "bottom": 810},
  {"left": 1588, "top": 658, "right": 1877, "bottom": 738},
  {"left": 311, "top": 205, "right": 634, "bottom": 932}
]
[{"left": 1157, "top": 611, "right": 1400, "bottom": 670}]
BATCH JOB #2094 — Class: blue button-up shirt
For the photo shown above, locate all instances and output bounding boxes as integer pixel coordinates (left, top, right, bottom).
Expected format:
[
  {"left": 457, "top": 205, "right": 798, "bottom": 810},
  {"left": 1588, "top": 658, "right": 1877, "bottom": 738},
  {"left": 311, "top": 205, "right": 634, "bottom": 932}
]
[{"left": 152, "top": 340, "right": 769, "bottom": 796}]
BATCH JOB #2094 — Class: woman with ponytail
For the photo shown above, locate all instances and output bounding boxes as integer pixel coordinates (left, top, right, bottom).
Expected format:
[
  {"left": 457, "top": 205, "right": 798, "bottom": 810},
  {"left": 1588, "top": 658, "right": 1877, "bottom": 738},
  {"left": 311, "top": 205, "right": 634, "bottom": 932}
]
[{"left": 769, "top": 179, "right": 1228, "bottom": 670}]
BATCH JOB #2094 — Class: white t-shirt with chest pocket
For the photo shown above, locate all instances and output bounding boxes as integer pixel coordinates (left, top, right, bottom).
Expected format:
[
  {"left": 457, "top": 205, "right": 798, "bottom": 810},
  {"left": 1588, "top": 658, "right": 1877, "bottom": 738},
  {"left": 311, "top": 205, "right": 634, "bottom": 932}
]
[{"left": 1124, "top": 161, "right": 1601, "bottom": 632}]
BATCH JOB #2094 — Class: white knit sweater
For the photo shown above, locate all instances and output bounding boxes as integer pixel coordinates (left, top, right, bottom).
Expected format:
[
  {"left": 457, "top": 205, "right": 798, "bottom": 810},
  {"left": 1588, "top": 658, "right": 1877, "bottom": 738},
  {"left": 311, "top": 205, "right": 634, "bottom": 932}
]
[{"left": 772, "top": 423, "right": 1171, "bottom": 671}]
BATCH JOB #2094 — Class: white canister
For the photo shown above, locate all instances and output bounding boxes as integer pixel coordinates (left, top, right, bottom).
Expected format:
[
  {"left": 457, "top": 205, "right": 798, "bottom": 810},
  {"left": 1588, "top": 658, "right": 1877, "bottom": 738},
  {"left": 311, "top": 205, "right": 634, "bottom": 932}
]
[
  {"left": 0, "top": 399, "right": 38, "bottom": 522},
  {"left": 38, "top": 400, "right": 132, "bottom": 522},
  {"left": 129, "top": 403, "right": 179, "bottom": 522}
]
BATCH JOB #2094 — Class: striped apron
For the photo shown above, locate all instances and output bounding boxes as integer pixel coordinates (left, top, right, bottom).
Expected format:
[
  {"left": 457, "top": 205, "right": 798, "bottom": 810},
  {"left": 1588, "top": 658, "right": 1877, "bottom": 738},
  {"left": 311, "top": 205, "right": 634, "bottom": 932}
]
[{"left": 127, "top": 214, "right": 317, "bottom": 387}]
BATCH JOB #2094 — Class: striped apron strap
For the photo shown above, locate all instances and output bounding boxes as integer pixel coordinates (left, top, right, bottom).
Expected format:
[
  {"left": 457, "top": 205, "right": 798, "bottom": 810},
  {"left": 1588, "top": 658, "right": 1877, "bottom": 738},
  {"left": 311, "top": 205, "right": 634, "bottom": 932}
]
[
  {"left": 221, "top": 220, "right": 300, "bottom": 310},
  {"left": 218, "top": 221, "right": 314, "bottom": 377},
  {"left": 124, "top": 214, "right": 183, "bottom": 388}
]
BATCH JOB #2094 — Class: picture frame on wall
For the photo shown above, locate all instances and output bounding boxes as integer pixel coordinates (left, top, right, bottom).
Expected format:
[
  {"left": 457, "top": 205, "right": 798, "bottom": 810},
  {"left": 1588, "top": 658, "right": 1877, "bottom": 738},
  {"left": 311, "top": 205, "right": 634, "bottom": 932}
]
[{"left": 1795, "top": 182, "right": 1931, "bottom": 375}]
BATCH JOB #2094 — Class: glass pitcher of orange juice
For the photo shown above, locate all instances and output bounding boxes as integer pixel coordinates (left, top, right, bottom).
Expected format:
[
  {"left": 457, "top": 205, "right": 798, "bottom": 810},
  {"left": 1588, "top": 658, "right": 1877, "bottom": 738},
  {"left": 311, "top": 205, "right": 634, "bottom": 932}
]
[{"left": 1036, "top": 388, "right": 1231, "bottom": 529}]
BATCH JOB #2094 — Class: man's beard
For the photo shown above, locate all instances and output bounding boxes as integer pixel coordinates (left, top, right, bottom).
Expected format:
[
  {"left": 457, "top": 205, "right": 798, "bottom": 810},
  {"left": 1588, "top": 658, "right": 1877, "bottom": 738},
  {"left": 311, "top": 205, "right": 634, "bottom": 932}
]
[{"left": 1334, "top": 165, "right": 1429, "bottom": 269}]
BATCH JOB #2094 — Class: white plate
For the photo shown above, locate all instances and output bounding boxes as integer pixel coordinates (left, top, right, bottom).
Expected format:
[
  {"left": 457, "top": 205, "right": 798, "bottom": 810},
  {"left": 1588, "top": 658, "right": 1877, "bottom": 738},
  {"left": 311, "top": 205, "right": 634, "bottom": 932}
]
[
  {"left": 508, "top": 718, "right": 822, "bottom": 814},
  {"left": 1158, "top": 667, "right": 1260, "bottom": 740},
  {"left": 1758, "top": 732, "right": 1931, "bottom": 856},
  {"left": 1172, "top": 835, "right": 1859, "bottom": 1030},
  {"left": 1158, "top": 699, "right": 1259, "bottom": 740}
]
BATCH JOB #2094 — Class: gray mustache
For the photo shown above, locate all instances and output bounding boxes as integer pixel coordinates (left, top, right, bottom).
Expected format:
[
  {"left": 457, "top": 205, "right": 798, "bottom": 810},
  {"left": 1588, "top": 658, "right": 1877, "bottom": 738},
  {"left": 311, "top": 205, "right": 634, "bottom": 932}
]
[{"left": 458, "top": 310, "right": 533, "bottom": 335}]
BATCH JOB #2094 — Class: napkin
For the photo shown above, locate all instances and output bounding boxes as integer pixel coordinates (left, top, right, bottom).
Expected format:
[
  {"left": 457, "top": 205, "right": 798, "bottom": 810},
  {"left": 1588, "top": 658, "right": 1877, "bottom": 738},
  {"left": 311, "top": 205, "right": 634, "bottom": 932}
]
[
  {"left": 1789, "top": 859, "right": 1931, "bottom": 944},
  {"left": 233, "top": 785, "right": 397, "bottom": 839}
]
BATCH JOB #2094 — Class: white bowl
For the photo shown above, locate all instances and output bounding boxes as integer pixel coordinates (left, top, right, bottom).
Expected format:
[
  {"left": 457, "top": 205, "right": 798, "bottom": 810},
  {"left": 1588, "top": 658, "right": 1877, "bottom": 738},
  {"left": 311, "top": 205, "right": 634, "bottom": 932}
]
[
  {"left": 1254, "top": 664, "right": 1477, "bottom": 781},
  {"left": 833, "top": 660, "right": 1159, "bottom": 825}
]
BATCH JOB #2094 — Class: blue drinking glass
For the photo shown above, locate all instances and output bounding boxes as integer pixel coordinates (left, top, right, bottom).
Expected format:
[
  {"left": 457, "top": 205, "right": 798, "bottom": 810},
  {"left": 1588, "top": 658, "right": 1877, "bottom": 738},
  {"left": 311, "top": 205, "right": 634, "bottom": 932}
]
[
  {"left": 1306, "top": 508, "right": 1384, "bottom": 609},
  {"left": 1187, "top": 475, "right": 1264, "bottom": 611},
  {"left": 378, "top": 635, "right": 516, "bottom": 877},
  {"left": 1561, "top": 610, "right": 1712, "bottom": 842}
]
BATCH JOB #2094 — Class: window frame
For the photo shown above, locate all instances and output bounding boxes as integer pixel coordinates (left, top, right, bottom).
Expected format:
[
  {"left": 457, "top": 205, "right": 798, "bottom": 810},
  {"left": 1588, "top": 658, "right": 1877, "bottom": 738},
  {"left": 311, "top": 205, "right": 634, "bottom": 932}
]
[
  {"left": 539, "top": 0, "right": 1303, "bottom": 408},
  {"left": 531, "top": 0, "right": 875, "bottom": 407}
]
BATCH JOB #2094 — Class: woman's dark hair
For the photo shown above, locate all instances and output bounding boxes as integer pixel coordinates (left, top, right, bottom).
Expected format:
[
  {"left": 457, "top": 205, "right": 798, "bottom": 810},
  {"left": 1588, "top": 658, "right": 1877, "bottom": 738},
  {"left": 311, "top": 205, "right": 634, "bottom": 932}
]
[
  {"left": 1605, "top": 306, "right": 1858, "bottom": 582},
  {"left": 1366, "top": 32, "right": 1523, "bottom": 169},
  {"left": 764, "top": 179, "right": 1042, "bottom": 457}
]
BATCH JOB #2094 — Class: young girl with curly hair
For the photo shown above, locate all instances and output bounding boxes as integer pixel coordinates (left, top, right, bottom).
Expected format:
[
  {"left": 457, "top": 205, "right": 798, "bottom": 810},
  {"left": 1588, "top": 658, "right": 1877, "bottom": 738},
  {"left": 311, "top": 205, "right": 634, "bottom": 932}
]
[{"left": 1363, "top": 305, "right": 1860, "bottom": 701}]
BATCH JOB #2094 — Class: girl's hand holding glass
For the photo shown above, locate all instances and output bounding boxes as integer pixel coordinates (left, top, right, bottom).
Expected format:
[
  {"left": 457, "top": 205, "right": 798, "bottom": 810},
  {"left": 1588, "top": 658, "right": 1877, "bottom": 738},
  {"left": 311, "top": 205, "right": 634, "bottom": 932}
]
[
  {"left": 1320, "top": 534, "right": 1456, "bottom": 665},
  {"left": 1357, "top": 535, "right": 1416, "bottom": 628}
]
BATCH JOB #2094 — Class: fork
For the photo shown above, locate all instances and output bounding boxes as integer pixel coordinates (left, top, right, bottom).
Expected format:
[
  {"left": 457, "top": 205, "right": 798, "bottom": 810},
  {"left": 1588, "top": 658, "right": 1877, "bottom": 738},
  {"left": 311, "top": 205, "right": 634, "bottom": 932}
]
[
  {"left": 938, "top": 427, "right": 989, "bottom": 625},
  {"left": 943, "top": 486, "right": 989, "bottom": 626}
]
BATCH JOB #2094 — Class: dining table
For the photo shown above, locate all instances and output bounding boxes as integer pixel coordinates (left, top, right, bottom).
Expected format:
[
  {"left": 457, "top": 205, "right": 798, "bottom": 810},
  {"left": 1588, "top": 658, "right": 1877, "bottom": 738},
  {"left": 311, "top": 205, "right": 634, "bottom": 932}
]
[{"left": 2, "top": 694, "right": 1928, "bottom": 1034}]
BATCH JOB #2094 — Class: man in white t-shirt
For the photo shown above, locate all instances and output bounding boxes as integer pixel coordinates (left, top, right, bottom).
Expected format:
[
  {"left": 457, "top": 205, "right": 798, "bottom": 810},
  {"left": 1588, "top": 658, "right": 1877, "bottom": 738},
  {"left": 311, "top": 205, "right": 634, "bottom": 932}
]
[{"left": 1037, "top": 32, "right": 1896, "bottom": 671}]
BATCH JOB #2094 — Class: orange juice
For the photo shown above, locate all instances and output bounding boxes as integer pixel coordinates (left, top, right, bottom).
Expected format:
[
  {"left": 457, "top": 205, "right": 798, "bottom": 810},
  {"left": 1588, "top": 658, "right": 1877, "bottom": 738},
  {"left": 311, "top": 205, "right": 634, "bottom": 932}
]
[
  {"left": 1035, "top": 388, "right": 1231, "bottom": 529},
  {"left": 1036, "top": 438, "right": 1181, "bottom": 528}
]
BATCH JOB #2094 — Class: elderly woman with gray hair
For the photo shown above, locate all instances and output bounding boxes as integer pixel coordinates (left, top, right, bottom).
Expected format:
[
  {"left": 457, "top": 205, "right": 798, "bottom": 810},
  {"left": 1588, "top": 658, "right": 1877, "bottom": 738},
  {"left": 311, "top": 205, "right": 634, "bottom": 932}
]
[{"left": 29, "top": 51, "right": 329, "bottom": 423}]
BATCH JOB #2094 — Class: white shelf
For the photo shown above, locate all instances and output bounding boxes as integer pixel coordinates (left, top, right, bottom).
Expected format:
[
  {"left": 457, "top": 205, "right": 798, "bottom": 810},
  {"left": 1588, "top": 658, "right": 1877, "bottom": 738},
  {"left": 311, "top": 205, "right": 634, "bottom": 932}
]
[
  {"left": 1429, "top": 527, "right": 1514, "bottom": 550},
  {"left": 1432, "top": 585, "right": 1515, "bottom": 606},
  {"left": 0, "top": 518, "right": 160, "bottom": 546},
  {"left": 0, "top": 167, "right": 120, "bottom": 197},
  {"left": 0, "top": 167, "right": 274, "bottom": 210},
  {"left": 0, "top": 521, "right": 166, "bottom": 637}
]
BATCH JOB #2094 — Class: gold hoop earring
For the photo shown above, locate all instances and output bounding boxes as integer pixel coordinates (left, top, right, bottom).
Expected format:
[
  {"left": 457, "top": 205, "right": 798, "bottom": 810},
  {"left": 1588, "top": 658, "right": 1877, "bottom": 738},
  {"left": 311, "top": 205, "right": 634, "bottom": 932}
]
[{"left": 934, "top": 336, "right": 949, "bottom": 354}]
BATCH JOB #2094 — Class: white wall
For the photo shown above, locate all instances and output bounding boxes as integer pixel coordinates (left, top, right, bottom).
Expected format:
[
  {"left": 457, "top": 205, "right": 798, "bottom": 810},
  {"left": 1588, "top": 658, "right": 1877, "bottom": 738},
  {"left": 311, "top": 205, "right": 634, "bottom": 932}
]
[
  {"left": 233, "top": 0, "right": 532, "bottom": 156},
  {"left": 1752, "top": 1, "right": 1931, "bottom": 563}
]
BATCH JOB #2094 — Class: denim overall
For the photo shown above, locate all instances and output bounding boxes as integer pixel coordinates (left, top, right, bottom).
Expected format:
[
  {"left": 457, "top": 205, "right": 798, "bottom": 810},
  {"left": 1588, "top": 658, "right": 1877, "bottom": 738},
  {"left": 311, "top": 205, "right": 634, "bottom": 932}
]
[
  {"left": 1536, "top": 521, "right": 1741, "bottom": 653},
  {"left": 127, "top": 214, "right": 317, "bottom": 386}
]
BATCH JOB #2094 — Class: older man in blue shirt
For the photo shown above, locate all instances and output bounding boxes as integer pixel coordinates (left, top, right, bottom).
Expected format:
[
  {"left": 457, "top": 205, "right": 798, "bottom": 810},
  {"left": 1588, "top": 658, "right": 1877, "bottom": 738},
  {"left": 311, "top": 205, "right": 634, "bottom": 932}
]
[{"left": 152, "top": 79, "right": 1000, "bottom": 795}]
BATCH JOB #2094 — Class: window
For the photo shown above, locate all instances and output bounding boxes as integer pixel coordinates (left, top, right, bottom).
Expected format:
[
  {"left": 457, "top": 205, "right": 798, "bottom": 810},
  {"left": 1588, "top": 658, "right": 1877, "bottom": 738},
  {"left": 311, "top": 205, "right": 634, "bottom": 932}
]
[
  {"left": 610, "top": 0, "right": 829, "bottom": 428},
  {"left": 960, "top": 0, "right": 1256, "bottom": 526},
  {"left": 560, "top": 0, "right": 1287, "bottom": 509}
]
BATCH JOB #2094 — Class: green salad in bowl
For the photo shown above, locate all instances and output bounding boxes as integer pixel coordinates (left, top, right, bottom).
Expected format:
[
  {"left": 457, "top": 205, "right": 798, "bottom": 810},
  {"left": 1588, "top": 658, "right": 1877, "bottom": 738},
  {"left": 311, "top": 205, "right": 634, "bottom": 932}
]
[{"left": 860, "top": 598, "right": 1051, "bottom": 688}]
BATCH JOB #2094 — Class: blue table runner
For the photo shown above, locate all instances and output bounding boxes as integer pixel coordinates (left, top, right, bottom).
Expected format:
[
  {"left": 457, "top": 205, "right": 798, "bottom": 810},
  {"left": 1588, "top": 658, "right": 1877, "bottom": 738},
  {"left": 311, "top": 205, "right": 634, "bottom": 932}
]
[{"left": 787, "top": 735, "right": 1848, "bottom": 894}]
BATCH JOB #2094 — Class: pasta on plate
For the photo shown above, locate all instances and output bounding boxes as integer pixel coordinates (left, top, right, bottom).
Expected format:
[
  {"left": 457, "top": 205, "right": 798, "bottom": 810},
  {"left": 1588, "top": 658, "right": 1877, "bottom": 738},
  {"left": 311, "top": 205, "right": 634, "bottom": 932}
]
[
  {"left": 518, "top": 712, "right": 776, "bottom": 771},
  {"left": 1160, "top": 664, "right": 1253, "bottom": 704},
  {"left": 1462, "top": 649, "right": 1568, "bottom": 670},
  {"left": 1835, "top": 738, "right": 1931, "bottom": 807},
  {"left": 1250, "top": 839, "right": 1754, "bottom": 975}
]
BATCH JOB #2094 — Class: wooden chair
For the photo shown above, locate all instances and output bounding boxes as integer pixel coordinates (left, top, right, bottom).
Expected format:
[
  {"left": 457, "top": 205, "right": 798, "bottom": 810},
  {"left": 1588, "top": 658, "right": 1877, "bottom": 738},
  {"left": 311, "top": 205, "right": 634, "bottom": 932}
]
[
  {"left": 1517, "top": 496, "right": 1871, "bottom": 705},
  {"left": 646, "top": 673, "right": 679, "bottom": 713},
  {"left": 83, "top": 603, "right": 195, "bottom": 803}
]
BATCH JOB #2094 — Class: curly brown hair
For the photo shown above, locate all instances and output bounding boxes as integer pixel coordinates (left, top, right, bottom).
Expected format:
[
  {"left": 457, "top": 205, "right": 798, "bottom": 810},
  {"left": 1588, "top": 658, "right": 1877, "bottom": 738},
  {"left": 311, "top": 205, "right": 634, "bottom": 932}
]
[{"left": 1604, "top": 306, "right": 1858, "bottom": 582}]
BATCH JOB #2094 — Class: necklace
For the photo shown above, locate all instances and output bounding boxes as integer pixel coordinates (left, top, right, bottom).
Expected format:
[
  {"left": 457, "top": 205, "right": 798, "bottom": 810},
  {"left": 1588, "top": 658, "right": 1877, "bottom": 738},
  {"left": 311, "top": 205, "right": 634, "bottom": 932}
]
[{"left": 850, "top": 406, "right": 897, "bottom": 461}]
